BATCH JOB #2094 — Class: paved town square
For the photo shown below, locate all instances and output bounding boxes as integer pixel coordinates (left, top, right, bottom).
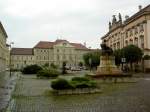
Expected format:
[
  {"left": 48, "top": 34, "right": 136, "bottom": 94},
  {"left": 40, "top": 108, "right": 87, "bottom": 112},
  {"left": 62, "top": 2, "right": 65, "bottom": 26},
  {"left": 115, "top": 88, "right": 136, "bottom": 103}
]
[{"left": 0, "top": 73, "right": 148, "bottom": 112}]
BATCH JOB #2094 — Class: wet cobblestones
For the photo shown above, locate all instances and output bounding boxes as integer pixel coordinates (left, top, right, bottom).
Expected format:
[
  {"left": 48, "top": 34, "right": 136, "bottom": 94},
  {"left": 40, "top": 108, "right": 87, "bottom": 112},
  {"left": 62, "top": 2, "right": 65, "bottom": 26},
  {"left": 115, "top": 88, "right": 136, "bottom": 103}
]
[
  {"left": 6, "top": 75, "right": 150, "bottom": 112},
  {"left": 0, "top": 72, "right": 18, "bottom": 111}
]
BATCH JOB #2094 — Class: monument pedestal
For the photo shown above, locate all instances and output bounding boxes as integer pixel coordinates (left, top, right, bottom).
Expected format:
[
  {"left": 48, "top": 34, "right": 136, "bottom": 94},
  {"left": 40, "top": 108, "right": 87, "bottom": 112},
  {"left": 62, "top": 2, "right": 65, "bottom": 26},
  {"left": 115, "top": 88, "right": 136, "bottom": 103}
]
[{"left": 96, "top": 56, "right": 122, "bottom": 76}]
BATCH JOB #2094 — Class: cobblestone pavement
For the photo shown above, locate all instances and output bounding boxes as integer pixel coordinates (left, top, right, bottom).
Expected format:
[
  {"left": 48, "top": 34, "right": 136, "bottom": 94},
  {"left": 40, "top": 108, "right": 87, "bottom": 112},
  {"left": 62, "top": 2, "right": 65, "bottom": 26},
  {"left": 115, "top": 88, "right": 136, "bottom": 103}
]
[
  {"left": 0, "top": 72, "right": 18, "bottom": 112},
  {"left": 7, "top": 74, "right": 150, "bottom": 112}
]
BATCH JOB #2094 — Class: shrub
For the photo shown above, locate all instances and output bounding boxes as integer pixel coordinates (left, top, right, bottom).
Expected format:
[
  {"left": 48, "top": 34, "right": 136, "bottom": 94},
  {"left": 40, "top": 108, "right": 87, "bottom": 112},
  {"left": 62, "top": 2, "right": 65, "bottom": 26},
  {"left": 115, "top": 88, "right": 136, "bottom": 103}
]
[
  {"left": 37, "top": 68, "right": 59, "bottom": 78},
  {"left": 22, "top": 65, "right": 42, "bottom": 74},
  {"left": 71, "top": 77, "right": 90, "bottom": 82},
  {"left": 143, "top": 55, "right": 150, "bottom": 60},
  {"left": 71, "top": 77, "right": 97, "bottom": 89},
  {"left": 51, "top": 78, "right": 73, "bottom": 90},
  {"left": 50, "top": 63, "right": 58, "bottom": 69}
]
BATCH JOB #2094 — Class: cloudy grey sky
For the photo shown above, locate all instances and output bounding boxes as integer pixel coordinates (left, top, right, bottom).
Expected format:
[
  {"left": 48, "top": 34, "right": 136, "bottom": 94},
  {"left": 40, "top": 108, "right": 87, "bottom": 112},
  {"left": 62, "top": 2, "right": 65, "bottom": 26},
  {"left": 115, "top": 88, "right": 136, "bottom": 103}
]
[{"left": 0, "top": 0, "right": 149, "bottom": 48}]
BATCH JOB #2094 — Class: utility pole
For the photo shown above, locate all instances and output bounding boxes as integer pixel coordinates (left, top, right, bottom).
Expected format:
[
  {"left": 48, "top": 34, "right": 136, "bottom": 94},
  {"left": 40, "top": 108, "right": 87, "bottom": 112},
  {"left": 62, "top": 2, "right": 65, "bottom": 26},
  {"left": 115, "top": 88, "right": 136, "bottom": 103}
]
[{"left": 9, "top": 42, "right": 14, "bottom": 77}]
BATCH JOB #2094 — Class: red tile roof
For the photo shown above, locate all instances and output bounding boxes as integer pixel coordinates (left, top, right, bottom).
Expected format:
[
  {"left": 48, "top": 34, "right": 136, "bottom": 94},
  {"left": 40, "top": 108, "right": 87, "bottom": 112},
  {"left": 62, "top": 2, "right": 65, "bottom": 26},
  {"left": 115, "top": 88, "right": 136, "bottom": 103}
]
[
  {"left": 34, "top": 39, "right": 88, "bottom": 50},
  {"left": 70, "top": 43, "right": 88, "bottom": 50},
  {"left": 11, "top": 48, "right": 33, "bottom": 55},
  {"left": 34, "top": 41, "right": 54, "bottom": 49},
  {"left": 55, "top": 39, "right": 69, "bottom": 44}
]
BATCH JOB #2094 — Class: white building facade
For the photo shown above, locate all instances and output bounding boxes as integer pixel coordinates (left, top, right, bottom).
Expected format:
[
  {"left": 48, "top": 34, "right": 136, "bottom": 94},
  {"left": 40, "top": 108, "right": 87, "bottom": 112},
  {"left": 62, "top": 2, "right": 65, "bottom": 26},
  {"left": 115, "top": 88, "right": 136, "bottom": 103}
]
[
  {"left": 11, "top": 39, "right": 89, "bottom": 69},
  {"left": 101, "top": 5, "right": 150, "bottom": 68},
  {"left": 0, "top": 22, "right": 8, "bottom": 72}
]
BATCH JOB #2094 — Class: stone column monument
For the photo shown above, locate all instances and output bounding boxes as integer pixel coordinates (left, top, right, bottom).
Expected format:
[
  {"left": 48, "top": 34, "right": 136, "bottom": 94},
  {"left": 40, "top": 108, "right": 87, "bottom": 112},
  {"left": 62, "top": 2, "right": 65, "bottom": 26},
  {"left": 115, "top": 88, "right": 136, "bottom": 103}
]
[{"left": 95, "top": 40, "right": 122, "bottom": 76}]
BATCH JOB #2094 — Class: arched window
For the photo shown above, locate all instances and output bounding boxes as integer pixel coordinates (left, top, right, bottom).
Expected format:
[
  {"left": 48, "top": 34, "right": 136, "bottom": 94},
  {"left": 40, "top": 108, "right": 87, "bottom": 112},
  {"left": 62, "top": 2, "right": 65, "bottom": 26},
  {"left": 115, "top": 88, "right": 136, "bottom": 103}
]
[
  {"left": 129, "top": 39, "right": 133, "bottom": 45},
  {"left": 125, "top": 40, "right": 128, "bottom": 46},
  {"left": 140, "top": 35, "right": 144, "bottom": 49},
  {"left": 134, "top": 37, "right": 138, "bottom": 46}
]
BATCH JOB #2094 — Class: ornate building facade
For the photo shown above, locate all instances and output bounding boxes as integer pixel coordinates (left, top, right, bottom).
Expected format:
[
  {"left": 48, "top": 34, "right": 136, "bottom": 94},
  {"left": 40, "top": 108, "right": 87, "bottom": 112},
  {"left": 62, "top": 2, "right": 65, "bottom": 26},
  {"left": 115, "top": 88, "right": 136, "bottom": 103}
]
[
  {"left": 11, "top": 39, "right": 89, "bottom": 69},
  {"left": 0, "top": 22, "right": 8, "bottom": 72},
  {"left": 101, "top": 5, "right": 150, "bottom": 68}
]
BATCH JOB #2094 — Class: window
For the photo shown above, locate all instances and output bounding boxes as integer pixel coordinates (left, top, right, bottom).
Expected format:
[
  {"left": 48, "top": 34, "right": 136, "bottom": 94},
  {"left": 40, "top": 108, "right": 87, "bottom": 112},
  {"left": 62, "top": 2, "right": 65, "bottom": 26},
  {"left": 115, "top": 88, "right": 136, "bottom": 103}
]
[
  {"left": 63, "top": 55, "right": 66, "bottom": 60},
  {"left": 129, "top": 39, "right": 133, "bottom": 45},
  {"left": 134, "top": 27, "right": 138, "bottom": 34},
  {"left": 140, "top": 36, "right": 144, "bottom": 49},
  {"left": 134, "top": 37, "right": 138, "bottom": 46},
  {"left": 130, "top": 29, "right": 133, "bottom": 36},
  {"left": 57, "top": 49, "right": 59, "bottom": 52},
  {"left": 57, "top": 55, "right": 59, "bottom": 60},
  {"left": 125, "top": 31, "right": 128, "bottom": 38},
  {"left": 139, "top": 24, "right": 144, "bottom": 32},
  {"left": 125, "top": 40, "right": 128, "bottom": 46},
  {"left": 117, "top": 42, "right": 120, "bottom": 49}
]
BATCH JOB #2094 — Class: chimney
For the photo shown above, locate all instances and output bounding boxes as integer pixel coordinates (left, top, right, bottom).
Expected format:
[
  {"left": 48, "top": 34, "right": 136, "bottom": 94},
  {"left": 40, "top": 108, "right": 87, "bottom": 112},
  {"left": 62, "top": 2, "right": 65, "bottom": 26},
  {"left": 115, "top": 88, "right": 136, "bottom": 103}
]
[
  {"left": 138, "top": 5, "right": 142, "bottom": 10},
  {"left": 125, "top": 15, "right": 129, "bottom": 20}
]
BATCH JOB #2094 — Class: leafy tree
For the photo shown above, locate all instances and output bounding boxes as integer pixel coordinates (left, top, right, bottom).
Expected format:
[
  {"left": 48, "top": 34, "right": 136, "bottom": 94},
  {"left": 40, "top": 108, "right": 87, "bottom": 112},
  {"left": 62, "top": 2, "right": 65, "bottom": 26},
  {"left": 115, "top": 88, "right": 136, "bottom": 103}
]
[
  {"left": 143, "top": 55, "right": 150, "bottom": 60},
  {"left": 43, "top": 63, "right": 49, "bottom": 67},
  {"left": 50, "top": 63, "right": 58, "bottom": 69},
  {"left": 113, "top": 49, "right": 123, "bottom": 66},
  {"left": 122, "top": 45, "right": 143, "bottom": 70},
  {"left": 78, "top": 62, "right": 83, "bottom": 67},
  {"left": 83, "top": 51, "right": 101, "bottom": 69}
]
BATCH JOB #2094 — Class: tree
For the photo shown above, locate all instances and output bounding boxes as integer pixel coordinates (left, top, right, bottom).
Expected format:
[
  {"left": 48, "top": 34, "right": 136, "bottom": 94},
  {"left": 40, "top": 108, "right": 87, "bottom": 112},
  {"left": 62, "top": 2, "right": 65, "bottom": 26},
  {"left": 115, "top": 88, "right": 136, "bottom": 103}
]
[
  {"left": 122, "top": 45, "right": 143, "bottom": 70},
  {"left": 113, "top": 49, "right": 123, "bottom": 66},
  {"left": 78, "top": 62, "right": 83, "bottom": 67},
  {"left": 83, "top": 51, "right": 101, "bottom": 69},
  {"left": 143, "top": 55, "right": 150, "bottom": 60}
]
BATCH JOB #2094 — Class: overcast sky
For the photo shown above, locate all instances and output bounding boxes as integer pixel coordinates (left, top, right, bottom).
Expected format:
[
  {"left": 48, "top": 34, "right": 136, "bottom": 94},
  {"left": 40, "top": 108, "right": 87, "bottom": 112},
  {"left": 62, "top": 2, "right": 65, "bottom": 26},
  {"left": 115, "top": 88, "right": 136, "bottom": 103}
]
[{"left": 0, "top": 0, "right": 149, "bottom": 48}]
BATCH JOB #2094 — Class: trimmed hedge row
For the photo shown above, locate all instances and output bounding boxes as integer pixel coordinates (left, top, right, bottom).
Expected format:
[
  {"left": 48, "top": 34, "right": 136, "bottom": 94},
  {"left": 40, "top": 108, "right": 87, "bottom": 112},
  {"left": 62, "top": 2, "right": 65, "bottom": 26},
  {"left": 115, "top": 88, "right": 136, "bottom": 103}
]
[
  {"left": 22, "top": 65, "right": 42, "bottom": 74},
  {"left": 51, "top": 77, "right": 97, "bottom": 90},
  {"left": 37, "top": 68, "right": 60, "bottom": 78}
]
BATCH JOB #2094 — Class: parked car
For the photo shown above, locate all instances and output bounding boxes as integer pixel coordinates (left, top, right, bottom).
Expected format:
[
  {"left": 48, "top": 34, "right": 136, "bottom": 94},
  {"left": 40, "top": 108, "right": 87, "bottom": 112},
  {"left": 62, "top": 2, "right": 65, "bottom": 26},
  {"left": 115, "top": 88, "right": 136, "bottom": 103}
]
[{"left": 71, "top": 67, "right": 81, "bottom": 71}]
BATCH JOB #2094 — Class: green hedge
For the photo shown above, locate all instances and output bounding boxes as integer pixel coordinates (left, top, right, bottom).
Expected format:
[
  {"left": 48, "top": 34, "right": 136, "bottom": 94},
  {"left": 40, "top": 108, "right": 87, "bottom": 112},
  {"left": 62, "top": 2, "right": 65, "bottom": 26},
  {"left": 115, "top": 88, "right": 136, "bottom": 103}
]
[
  {"left": 51, "top": 77, "right": 97, "bottom": 90},
  {"left": 51, "top": 78, "right": 73, "bottom": 90},
  {"left": 22, "top": 65, "right": 42, "bottom": 74},
  {"left": 37, "top": 68, "right": 60, "bottom": 78}
]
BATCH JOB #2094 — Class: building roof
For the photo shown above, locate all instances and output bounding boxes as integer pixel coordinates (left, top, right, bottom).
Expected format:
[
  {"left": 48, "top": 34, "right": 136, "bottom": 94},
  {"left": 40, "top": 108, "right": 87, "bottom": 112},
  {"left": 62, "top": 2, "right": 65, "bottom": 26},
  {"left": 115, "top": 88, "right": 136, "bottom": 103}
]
[
  {"left": 34, "top": 41, "right": 54, "bottom": 49},
  {"left": 11, "top": 48, "right": 34, "bottom": 55},
  {"left": 0, "top": 21, "right": 8, "bottom": 38},
  {"left": 70, "top": 43, "right": 88, "bottom": 50},
  {"left": 101, "top": 4, "right": 150, "bottom": 40},
  {"left": 34, "top": 39, "right": 88, "bottom": 50},
  {"left": 125, "top": 4, "right": 150, "bottom": 25}
]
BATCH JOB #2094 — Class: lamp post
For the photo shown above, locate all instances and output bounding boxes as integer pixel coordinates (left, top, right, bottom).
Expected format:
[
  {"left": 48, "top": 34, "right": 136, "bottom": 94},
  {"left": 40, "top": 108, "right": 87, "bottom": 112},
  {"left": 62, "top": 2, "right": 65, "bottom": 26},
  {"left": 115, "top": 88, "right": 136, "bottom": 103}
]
[{"left": 9, "top": 42, "right": 14, "bottom": 77}]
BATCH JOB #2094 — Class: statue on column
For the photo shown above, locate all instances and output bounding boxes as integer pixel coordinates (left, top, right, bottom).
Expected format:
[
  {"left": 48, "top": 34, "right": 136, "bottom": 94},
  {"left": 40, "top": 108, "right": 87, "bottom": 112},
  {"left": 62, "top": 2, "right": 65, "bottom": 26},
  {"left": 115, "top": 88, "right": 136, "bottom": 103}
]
[{"left": 101, "top": 40, "right": 113, "bottom": 56}]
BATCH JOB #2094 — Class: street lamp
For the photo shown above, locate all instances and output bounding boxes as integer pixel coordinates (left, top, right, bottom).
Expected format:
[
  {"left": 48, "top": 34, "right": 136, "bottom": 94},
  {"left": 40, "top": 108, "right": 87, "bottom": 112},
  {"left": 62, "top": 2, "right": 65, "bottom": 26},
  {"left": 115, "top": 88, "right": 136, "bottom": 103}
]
[{"left": 8, "top": 42, "right": 14, "bottom": 77}]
